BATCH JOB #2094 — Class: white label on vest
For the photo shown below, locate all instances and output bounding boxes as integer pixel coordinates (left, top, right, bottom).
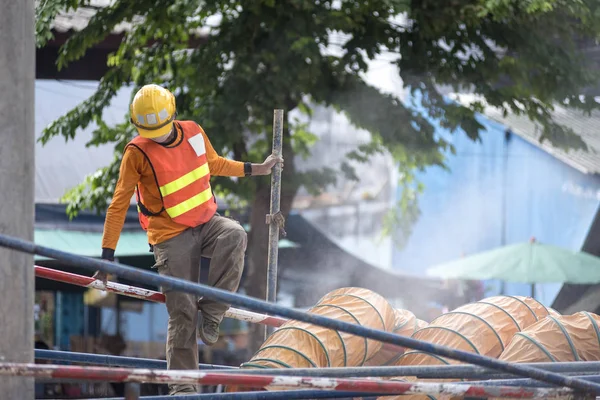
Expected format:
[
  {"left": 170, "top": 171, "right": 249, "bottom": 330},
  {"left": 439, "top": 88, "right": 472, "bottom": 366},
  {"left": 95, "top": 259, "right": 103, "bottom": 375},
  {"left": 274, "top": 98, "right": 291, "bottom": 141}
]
[{"left": 188, "top": 134, "right": 206, "bottom": 157}]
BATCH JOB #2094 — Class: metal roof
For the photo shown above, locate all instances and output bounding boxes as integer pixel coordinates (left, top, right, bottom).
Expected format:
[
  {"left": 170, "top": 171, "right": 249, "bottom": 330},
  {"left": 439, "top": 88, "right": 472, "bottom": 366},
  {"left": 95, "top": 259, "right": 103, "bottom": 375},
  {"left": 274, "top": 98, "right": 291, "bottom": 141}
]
[
  {"left": 450, "top": 93, "right": 600, "bottom": 175},
  {"left": 34, "top": 80, "right": 130, "bottom": 203},
  {"left": 46, "top": 0, "right": 207, "bottom": 36},
  {"left": 46, "top": 0, "right": 146, "bottom": 34}
]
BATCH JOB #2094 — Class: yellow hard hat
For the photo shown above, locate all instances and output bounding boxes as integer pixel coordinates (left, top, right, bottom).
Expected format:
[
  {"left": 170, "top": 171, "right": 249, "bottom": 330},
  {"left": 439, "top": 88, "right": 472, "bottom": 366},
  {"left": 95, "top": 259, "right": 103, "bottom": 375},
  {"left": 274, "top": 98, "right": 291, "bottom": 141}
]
[{"left": 130, "top": 84, "right": 176, "bottom": 139}]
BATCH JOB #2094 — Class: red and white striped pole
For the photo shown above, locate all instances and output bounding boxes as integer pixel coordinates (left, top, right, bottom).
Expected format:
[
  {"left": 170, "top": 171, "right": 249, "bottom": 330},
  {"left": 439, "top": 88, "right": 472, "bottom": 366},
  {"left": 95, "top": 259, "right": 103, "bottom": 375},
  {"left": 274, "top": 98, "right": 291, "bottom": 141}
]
[
  {"left": 0, "top": 363, "right": 577, "bottom": 398},
  {"left": 34, "top": 266, "right": 403, "bottom": 353},
  {"left": 34, "top": 265, "right": 285, "bottom": 328}
]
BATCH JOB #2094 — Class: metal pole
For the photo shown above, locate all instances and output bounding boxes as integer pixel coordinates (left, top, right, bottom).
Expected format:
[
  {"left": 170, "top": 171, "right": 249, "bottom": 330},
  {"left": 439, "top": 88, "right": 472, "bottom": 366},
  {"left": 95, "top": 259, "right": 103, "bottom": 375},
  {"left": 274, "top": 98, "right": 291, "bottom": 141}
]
[
  {"left": 34, "top": 266, "right": 287, "bottom": 328},
  {"left": 223, "top": 363, "right": 600, "bottom": 379},
  {"left": 265, "top": 109, "right": 284, "bottom": 338},
  {"left": 34, "top": 349, "right": 232, "bottom": 370},
  {"left": 0, "top": 362, "right": 580, "bottom": 398},
  {"left": 94, "top": 389, "right": 593, "bottom": 400},
  {"left": 92, "top": 391, "right": 392, "bottom": 400},
  {"left": 2, "top": 235, "right": 600, "bottom": 393},
  {"left": 125, "top": 382, "right": 141, "bottom": 400},
  {"left": 38, "top": 264, "right": 405, "bottom": 351},
  {"left": 0, "top": 0, "right": 35, "bottom": 398},
  {"left": 33, "top": 350, "right": 600, "bottom": 381},
  {"left": 462, "top": 375, "right": 600, "bottom": 388}
]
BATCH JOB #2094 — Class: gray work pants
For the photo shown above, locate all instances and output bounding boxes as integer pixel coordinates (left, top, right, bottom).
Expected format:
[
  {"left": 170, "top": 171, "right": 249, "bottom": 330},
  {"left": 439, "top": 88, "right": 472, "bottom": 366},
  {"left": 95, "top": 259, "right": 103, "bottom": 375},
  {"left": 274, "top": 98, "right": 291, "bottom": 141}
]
[{"left": 152, "top": 214, "right": 247, "bottom": 395}]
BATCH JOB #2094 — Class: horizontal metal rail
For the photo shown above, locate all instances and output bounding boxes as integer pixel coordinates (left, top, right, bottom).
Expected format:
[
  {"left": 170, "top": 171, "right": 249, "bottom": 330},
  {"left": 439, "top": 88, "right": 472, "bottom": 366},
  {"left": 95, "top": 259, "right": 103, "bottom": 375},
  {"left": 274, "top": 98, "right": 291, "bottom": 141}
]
[
  {"left": 463, "top": 375, "right": 600, "bottom": 388},
  {"left": 0, "top": 233, "right": 597, "bottom": 393},
  {"left": 35, "top": 349, "right": 600, "bottom": 381},
  {"left": 204, "top": 364, "right": 600, "bottom": 380},
  {"left": 0, "top": 363, "right": 578, "bottom": 399},
  {"left": 35, "top": 265, "right": 286, "bottom": 328},
  {"left": 34, "top": 266, "right": 410, "bottom": 355},
  {"left": 34, "top": 349, "right": 231, "bottom": 370},
  {"left": 94, "top": 391, "right": 392, "bottom": 400}
]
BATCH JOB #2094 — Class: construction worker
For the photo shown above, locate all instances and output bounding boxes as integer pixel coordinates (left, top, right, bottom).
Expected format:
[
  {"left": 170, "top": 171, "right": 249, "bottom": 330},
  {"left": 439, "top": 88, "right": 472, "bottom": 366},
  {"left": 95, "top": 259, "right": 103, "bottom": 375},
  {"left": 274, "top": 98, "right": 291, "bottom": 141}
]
[{"left": 92, "top": 84, "right": 283, "bottom": 395}]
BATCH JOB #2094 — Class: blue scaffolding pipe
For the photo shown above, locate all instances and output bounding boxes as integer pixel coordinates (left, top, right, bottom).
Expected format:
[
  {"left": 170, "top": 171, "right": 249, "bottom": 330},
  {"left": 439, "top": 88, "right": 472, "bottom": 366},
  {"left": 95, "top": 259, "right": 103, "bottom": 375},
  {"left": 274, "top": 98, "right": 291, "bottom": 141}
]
[
  {"left": 34, "top": 349, "right": 232, "bottom": 370},
  {"left": 2, "top": 233, "right": 598, "bottom": 394},
  {"left": 97, "top": 391, "right": 385, "bottom": 400},
  {"left": 33, "top": 350, "right": 600, "bottom": 380},
  {"left": 221, "top": 362, "right": 600, "bottom": 379},
  {"left": 461, "top": 375, "right": 600, "bottom": 388}
]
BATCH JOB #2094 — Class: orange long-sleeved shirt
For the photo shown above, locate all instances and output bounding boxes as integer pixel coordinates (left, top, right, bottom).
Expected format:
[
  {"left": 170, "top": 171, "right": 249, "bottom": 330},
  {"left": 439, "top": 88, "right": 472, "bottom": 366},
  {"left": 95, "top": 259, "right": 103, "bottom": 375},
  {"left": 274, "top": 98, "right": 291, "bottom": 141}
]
[{"left": 101, "top": 121, "right": 244, "bottom": 251}]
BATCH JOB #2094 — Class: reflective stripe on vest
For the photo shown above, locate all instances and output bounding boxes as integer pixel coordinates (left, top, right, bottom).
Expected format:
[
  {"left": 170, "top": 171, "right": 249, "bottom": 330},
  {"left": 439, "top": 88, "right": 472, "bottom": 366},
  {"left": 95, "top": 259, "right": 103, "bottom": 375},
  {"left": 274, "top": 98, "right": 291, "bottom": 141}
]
[
  {"left": 159, "top": 163, "right": 210, "bottom": 197},
  {"left": 165, "top": 186, "right": 213, "bottom": 218}
]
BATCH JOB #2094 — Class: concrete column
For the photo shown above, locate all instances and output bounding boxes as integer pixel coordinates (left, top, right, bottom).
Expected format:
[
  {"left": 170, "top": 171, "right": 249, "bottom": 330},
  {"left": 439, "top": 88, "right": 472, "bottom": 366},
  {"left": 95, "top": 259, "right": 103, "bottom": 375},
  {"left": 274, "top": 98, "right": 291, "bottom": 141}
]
[{"left": 0, "top": 0, "right": 35, "bottom": 398}]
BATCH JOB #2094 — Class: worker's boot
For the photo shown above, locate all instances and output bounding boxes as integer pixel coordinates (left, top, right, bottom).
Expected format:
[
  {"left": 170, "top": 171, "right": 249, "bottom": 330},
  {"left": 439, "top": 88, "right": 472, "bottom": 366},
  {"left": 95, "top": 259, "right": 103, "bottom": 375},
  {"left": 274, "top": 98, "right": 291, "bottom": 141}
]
[{"left": 199, "top": 314, "right": 220, "bottom": 345}]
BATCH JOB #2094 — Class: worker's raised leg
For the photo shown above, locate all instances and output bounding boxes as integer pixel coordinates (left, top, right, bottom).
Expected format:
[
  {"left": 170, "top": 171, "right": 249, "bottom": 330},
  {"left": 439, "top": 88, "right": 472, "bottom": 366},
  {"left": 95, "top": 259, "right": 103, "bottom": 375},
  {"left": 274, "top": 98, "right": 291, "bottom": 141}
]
[
  {"left": 153, "top": 228, "right": 202, "bottom": 395},
  {"left": 197, "top": 215, "right": 247, "bottom": 344}
]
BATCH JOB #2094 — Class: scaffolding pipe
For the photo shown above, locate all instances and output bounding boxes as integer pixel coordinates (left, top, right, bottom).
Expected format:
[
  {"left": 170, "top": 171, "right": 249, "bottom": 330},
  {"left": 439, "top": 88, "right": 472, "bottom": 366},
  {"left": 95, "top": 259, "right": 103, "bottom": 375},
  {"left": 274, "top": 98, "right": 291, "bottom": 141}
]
[
  {"left": 214, "top": 364, "right": 600, "bottom": 380},
  {"left": 0, "top": 363, "right": 579, "bottom": 399},
  {"left": 34, "top": 265, "right": 403, "bottom": 353},
  {"left": 125, "top": 382, "right": 141, "bottom": 400},
  {"left": 34, "top": 350, "right": 600, "bottom": 380},
  {"left": 265, "top": 109, "right": 284, "bottom": 338},
  {"left": 462, "top": 375, "right": 600, "bottom": 388},
  {"left": 94, "top": 390, "right": 409, "bottom": 400},
  {"left": 97, "top": 393, "right": 388, "bottom": 400},
  {"left": 34, "top": 349, "right": 232, "bottom": 370},
  {"left": 34, "top": 266, "right": 286, "bottom": 328},
  {"left": 1, "top": 234, "right": 597, "bottom": 393}
]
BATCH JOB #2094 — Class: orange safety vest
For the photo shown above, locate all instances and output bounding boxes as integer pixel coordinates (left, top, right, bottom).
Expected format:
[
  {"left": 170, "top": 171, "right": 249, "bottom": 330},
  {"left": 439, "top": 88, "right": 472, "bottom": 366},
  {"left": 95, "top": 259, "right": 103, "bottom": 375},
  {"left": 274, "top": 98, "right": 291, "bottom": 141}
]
[{"left": 127, "top": 120, "right": 217, "bottom": 231}]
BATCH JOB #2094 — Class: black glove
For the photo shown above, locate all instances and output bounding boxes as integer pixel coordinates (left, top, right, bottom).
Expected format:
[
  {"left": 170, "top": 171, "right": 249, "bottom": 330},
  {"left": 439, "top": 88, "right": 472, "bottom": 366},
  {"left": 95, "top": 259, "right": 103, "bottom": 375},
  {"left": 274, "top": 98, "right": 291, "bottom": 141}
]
[{"left": 93, "top": 248, "right": 115, "bottom": 286}]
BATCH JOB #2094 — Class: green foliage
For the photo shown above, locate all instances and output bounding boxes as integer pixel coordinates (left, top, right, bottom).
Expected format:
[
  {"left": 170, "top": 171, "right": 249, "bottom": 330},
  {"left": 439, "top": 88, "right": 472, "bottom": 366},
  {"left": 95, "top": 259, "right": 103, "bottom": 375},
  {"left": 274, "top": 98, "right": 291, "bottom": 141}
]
[
  {"left": 36, "top": 0, "right": 600, "bottom": 247},
  {"left": 290, "top": 117, "right": 319, "bottom": 160},
  {"left": 35, "top": 0, "right": 79, "bottom": 47},
  {"left": 62, "top": 155, "right": 121, "bottom": 219}
]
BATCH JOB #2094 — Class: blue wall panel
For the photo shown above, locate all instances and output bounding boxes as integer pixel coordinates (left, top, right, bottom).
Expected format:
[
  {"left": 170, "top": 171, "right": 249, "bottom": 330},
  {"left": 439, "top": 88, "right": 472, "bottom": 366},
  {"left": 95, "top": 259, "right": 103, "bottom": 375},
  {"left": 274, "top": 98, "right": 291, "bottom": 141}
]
[
  {"left": 393, "top": 98, "right": 600, "bottom": 305},
  {"left": 54, "top": 291, "right": 84, "bottom": 350}
]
